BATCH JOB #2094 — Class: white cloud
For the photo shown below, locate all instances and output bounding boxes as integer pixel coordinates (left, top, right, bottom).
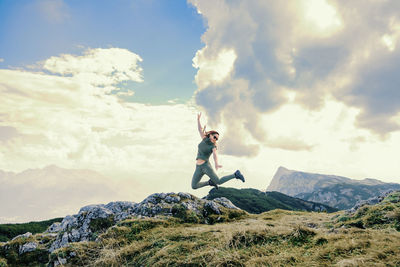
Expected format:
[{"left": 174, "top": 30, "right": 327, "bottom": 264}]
[
  {"left": 0, "top": 58, "right": 4, "bottom": 63},
  {"left": 193, "top": 48, "right": 237, "bottom": 89},
  {"left": 43, "top": 47, "right": 143, "bottom": 89},
  {"left": 300, "top": 0, "right": 343, "bottom": 35},
  {"left": 189, "top": 0, "right": 400, "bottom": 156},
  {"left": 116, "top": 90, "right": 135, "bottom": 97}
]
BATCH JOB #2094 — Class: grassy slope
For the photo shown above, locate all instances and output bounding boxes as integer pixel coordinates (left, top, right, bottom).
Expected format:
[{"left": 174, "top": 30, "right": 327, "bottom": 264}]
[
  {"left": 1, "top": 192, "right": 400, "bottom": 266},
  {"left": 206, "top": 187, "right": 338, "bottom": 213},
  {"left": 47, "top": 209, "right": 400, "bottom": 266},
  {"left": 0, "top": 218, "right": 63, "bottom": 242}
]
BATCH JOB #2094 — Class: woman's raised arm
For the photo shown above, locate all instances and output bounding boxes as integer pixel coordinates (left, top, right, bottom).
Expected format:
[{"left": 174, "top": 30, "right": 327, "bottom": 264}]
[{"left": 197, "top": 112, "right": 206, "bottom": 139}]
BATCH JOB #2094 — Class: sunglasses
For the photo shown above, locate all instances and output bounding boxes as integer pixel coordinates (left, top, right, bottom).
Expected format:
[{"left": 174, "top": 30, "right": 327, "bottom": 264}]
[{"left": 213, "top": 135, "right": 218, "bottom": 141}]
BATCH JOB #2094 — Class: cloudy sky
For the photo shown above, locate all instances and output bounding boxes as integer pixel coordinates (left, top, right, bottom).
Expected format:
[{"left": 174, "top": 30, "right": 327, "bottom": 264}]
[{"left": 1, "top": 0, "right": 400, "bottom": 222}]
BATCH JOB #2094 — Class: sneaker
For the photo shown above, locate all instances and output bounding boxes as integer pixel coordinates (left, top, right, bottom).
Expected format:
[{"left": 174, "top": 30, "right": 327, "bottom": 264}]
[
  {"left": 208, "top": 179, "right": 219, "bottom": 190},
  {"left": 234, "top": 170, "right": 245, "bottom": 182}
]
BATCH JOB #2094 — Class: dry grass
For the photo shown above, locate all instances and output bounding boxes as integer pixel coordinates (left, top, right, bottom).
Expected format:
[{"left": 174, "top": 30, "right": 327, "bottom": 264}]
[{"left": 50, "top": 209, "right": 400, "bottom": 266}]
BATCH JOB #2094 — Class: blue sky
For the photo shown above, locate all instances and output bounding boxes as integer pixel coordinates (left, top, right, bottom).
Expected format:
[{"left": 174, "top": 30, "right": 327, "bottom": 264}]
[{"left": 0, "top": 0, "right": 205, "bottom": 103}]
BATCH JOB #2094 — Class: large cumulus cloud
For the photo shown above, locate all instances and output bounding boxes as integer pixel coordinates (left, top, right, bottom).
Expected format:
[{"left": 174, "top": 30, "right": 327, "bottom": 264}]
[{"left": 189, "top": 0, "right": 400, "bottom": 156}]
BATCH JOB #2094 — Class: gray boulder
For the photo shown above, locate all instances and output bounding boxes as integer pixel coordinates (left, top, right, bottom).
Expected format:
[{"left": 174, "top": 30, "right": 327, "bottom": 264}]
[
  {"left": 19, "top": 242, "right": 38, "bottom": 255},
  {"left": 48, "top": 201, "right": 137, "bottom": 252},
  {"left": 47, "top": 192, "right": 242, "bottom": 253},
  {"left": 11, "top": 232, "right": 32, "bottom": 241},
  {"left": 213, "top": 197, "right": 239, "bottom": 209}
]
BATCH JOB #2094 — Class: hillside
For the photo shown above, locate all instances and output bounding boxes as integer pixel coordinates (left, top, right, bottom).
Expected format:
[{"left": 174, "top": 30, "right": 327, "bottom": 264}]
[
  {"left": 1, "top": 191, "right": 399, "bottom": 266},
  {"left": 0, "top": 218, "right": 63, "bottom": 242},
  {"left": 205, "top": 187, "right": 338, "bottom": 213},
  {"left": 267, "top": 166, "right": 400, "bottom": 209}
]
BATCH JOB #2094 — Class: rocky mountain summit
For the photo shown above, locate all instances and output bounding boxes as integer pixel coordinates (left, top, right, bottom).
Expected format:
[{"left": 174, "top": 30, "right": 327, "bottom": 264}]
[
  {"left": 267, "top": 166, "right": 400, "bottom": 209},
  {"left": 1, "top": 192, "right": 399, "bottom": 266},
  {"left": 0, "top": 192, "right": 245, "bottom": 266},
  {"left": 267, "top": 166, "right": 385, "bottom": 196},
  {"left": 47, "top": 192, "right": 240, "bottom": 252}
]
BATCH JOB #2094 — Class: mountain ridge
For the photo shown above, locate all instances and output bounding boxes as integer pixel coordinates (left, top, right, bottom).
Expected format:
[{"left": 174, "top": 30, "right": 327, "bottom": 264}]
[
  {"left": 206, "top": 187, "right": 338, "bottom": 213},
  {"left": 267, "top": 166, "right": 400, "bottom": 209}
]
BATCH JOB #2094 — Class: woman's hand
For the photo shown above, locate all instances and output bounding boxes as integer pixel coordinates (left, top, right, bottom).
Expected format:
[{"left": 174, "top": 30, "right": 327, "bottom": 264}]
[
  {"left": 197, "top": 112, "right": 202, "bottom": 121},
  {"left": 215, "top": 164, "right": 223, "bottom": 170}
]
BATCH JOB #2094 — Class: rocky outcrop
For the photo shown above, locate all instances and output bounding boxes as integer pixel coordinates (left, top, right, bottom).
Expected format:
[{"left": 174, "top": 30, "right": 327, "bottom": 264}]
[
  {"left": 19, "top": 242, "right": 38, "bottom": 255},
  {"left": 346, "top": 190, "right": 398, "bottom": 214},
  {"left": 334, "top": 191, "right": 400, "bottom": 231},
  {"left": 47, "top": 192, "right": 241, "bottom": 252},
  {"left": 47, "top": 201, "right": 136, "bottom": 252},
  {"left": 0, "top": 192, "right": 244, "bottom": 267},
  {"left": 11, "top": 232, "right": 32, "bottom": 241}
]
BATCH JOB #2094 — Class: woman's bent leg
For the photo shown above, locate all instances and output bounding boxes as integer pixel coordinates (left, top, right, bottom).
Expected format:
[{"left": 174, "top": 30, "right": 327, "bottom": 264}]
[
  {"left": 204, "top": 162, "right": 236, "bottom": 185},
  {"left": 219, "top": 173, "right": 236, "bottom": 184},
  {"left": 191, "top": 165, "right": 209, "bottom": 189}
]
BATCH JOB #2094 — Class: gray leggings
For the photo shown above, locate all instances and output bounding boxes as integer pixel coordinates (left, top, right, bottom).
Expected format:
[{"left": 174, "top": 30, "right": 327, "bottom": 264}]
[{"left": 191, "top": 161, "right": 236, "bottom": 189}]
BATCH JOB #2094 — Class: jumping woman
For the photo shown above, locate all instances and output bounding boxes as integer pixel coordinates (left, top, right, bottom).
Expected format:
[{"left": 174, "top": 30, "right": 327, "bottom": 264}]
[{"left": 191, "top": 112, "right": 245, "bottom": 190}]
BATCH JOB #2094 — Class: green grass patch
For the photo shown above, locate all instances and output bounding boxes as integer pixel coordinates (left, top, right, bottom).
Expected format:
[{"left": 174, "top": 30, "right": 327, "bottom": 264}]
[{"left": 0, "top": 217, "right": 63, "bottom": 242}]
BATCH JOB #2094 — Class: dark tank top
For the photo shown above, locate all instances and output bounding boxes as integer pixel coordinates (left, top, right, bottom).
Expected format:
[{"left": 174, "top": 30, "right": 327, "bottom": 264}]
[{"left": 196, "top": 137, "right": 216, "bottom": 161}]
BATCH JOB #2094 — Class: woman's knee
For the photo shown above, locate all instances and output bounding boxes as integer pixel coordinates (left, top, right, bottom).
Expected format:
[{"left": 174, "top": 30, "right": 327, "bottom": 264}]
[{"left": 191, "top": 183, "right": 199, "bottom": 190}]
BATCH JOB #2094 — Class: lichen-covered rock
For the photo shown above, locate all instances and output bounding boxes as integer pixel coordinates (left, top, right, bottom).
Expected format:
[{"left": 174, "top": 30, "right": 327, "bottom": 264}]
[
  {"left": 46, "top": 192, "right": 245, "bottom": 253},
  {"left": 213, "top": 197, "right": 240, "bottom": 210},
  {"left": 19, "top": 242, "right": 37, "bottom": 255},
  {"left": 347, "top": 190, "right": 396, "bottom": 214},
  {"left": 204, "top": 200, "right": 222, "bottom": 215},
  {"left": 53, "top": 256, "right": 67, "bottom": 266},
  {"left": 178, "top": 192, "right": 193, "bottom": 200},
  {"left": 1, "top": 237, "right": 50, "bottom": 266},
  {"left": 48, "top": 201, "right": 137, "bottom": 252},
  {"left": 46, "top": 222, "right": 62, "bottom": 233},
  {"left": 11, "top": 232, "right": 32, "bottom": 241}
]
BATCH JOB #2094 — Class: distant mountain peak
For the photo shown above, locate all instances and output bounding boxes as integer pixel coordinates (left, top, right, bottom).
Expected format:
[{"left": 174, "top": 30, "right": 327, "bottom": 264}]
[
  {"left": 271, "top": 166, "right": 293, "bottom": 180},
  {"left": 43, "top": 164, "right": 62, "bottom": 170},
  {"left": 266, "top": 167, "right": 400, "bottom": 210},
  {"left": 277, "top": 166, "right": 290, "bottom": 172}
]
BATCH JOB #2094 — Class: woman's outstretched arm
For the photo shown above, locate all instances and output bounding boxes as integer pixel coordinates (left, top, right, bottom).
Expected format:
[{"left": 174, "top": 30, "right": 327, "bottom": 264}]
[
  {"left": 197, "top": 112, "right": 206, "bottom": 139},
  {"left": 212, "top": 148, "right": 223, "bottom": 170}
]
